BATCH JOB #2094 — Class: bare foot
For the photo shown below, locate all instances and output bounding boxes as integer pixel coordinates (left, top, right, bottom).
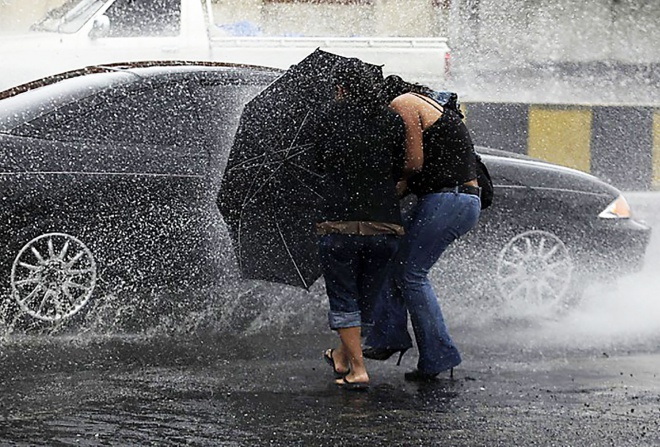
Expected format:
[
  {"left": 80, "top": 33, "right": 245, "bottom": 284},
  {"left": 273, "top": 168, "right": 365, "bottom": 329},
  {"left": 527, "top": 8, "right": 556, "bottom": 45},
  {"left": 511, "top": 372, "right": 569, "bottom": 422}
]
[
  {"left": 339, "top": 370, "right": 369, "bottom": 385},
  {"left": 335, "top": 371, "right": 370, "bottom": 389},
  {"left": 325, "top": 348, "right": 349, "bottom": 375}
]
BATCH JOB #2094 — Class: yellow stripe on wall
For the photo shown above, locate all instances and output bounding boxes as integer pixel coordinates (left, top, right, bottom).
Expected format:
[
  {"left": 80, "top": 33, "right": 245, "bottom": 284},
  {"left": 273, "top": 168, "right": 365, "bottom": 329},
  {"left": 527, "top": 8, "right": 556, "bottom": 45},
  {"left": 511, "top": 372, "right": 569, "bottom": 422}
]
[
  {"left": 654, "top": 111, "right": 660, "bottom": 190},
  {"left": 528, "top": 106, "right": 592, "bottom": 173}
]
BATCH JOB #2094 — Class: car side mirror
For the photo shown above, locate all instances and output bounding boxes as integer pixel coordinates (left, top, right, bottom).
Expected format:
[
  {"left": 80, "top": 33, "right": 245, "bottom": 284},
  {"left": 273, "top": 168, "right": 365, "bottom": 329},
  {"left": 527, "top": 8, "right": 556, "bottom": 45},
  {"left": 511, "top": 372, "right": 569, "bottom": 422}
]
[{"left": 89, "top": 15, "right": 110, "bottom": 39}]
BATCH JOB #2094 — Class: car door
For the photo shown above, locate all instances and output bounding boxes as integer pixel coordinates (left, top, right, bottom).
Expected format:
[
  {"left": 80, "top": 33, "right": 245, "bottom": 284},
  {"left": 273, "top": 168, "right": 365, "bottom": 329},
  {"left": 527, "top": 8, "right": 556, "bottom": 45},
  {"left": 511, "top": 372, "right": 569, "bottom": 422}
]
[
  {"left": 0, "top": 67, "right": 279, "bottom": 327},
  {"left": 0, "top": 74, "right": 216, "bottom": 322}
]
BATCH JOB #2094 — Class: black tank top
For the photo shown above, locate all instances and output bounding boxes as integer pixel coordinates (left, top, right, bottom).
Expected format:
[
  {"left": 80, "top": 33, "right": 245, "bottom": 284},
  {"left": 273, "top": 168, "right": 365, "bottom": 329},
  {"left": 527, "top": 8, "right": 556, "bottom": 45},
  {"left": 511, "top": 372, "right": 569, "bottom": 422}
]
[{"left": 407, "top": 96, "right": 477, "bottom": 196}]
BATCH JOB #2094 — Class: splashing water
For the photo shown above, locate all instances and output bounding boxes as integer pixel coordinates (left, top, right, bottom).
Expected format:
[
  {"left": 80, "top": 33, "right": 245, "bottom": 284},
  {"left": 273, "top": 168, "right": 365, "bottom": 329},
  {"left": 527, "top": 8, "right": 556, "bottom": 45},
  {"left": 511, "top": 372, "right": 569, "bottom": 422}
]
[{"left": 2, "top": 194, "right": 657, "bottom": 358}]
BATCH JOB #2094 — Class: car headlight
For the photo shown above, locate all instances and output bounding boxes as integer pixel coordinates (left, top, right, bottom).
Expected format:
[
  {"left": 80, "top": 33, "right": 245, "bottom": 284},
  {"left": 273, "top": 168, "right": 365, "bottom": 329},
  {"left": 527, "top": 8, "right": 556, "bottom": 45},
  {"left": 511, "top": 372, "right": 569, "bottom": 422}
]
[{"left": 598, "top": 194, "right": 631, "bottom": 219}]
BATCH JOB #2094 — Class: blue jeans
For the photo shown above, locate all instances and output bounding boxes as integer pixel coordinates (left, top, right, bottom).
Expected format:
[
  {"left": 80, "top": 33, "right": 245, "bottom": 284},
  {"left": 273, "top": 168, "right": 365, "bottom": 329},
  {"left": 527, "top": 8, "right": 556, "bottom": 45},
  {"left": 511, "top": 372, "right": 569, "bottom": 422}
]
[
  {"left": 367, "top": 191, "right": 481, "bottom": 374},
  {"left": 319, "top": 233, "right": 399, "bottom": 330}
]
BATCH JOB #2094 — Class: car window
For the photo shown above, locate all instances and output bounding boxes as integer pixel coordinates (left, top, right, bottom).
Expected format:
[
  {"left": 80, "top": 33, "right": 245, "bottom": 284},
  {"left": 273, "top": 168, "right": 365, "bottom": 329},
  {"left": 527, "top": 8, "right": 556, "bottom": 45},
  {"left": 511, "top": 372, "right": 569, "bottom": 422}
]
[
  {"left": 104, "top": 0, "right": 180, "bottom": 37},
  {"left": 9, "top": 75, "right": 271, "bottom": 151},
  {"left": 11, "top": 81, "right": 205, "bottom": 148}
]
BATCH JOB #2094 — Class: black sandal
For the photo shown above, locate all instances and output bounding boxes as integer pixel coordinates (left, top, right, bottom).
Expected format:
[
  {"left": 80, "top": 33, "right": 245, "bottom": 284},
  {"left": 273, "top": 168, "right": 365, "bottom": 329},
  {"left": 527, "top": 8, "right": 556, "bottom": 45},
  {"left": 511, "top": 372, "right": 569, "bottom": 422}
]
[
  {"left": 335, "top": 376, "right": 369, "bottom": 391},
  {"left": 323, "top": 349, "right": 349, "bottom": 379}
]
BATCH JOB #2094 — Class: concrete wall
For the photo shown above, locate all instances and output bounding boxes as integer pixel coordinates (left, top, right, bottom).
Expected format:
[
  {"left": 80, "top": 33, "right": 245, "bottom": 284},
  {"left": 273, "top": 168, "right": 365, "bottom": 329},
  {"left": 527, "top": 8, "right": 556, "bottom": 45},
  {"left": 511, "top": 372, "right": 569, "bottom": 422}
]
[
  {"left": 447, "top": 1, "right": 660, "bottom": 106},
  {"left": 465, "top": 102, "right": 660, "bottom": 191},
  {"left": 449, "top": 0, "right": 660, "bottom": 70}
]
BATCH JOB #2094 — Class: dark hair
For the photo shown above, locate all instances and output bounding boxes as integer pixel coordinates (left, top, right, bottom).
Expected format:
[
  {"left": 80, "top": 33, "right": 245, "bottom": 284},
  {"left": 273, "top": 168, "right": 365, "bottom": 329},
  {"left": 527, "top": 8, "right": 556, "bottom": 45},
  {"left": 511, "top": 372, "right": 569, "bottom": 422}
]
[
  {"left": 331, "top": 58, "right": 384, "bottom": 107},
  {"left": 380, "top": 75, "right": 433, "bottom": 103}
]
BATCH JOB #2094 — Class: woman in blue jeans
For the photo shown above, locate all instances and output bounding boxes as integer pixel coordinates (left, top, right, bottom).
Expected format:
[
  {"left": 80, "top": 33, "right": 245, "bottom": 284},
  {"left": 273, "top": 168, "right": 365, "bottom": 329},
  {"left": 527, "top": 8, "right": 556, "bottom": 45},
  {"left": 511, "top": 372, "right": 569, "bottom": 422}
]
[{"left": 364, "top": 75, "right": 481, "bottom": 381}]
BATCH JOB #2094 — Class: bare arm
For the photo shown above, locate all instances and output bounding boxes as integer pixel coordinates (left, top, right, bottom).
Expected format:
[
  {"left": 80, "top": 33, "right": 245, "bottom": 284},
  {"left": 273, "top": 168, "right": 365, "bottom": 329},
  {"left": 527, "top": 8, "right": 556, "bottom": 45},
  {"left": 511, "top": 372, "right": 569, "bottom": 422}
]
[{"left": 390, "top": 94, "right": 424, "bottom": 178}]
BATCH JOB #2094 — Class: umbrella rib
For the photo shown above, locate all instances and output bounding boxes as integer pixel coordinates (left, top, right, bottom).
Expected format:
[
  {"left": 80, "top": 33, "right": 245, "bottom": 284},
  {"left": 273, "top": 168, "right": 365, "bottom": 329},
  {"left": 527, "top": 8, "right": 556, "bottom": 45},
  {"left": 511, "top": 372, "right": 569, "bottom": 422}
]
[
  {"left": 243, "top": 150, "right": 323, "bottom": 205},
  {"left": 241, "top": 139, "right": 313, "bottom": 206},
  {"left": 229, "top": 144, "right": 314, "bottom": 173},
  {"left": 287, "top": 161, "right": 325, "bottom": 179},
  {"left": 293, "top": 172, "right": 325, "bottom": 199},
  {"left": 235, "top": 108, "right": 317, "bottom": 282},
  {"left": 275, "top": 219, "right": 309, "bottom": 289},
  {"left": 227, "top": 152, "right": 269, "bottom": 172},
  {"left": 230, "top": 107, "right": 314, "bottom": 173},
  {"left": 236, "top": 216, "right": 244, "bottom": 270},
  {"left": 228, "top": 145, "right": 302, "bottom": 172},
  {"left": 285, "top": 110, "right": 312, "bottom": 157},
  {"left": 284, "top": 142, "right": 315, "bottom": 159},
  {"left": 237, "top": 132, "right": 280, "bottom": 258},
  {"left": 244, "top": 165, "right": 283, "bottom": 205}
]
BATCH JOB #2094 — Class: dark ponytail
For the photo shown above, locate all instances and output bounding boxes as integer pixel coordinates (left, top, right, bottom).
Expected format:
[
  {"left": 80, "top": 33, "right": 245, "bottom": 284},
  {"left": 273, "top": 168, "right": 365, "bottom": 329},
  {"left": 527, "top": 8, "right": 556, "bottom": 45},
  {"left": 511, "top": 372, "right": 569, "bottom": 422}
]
[{"left": 380, "top": 75, "right": 433, "bottom": 103}]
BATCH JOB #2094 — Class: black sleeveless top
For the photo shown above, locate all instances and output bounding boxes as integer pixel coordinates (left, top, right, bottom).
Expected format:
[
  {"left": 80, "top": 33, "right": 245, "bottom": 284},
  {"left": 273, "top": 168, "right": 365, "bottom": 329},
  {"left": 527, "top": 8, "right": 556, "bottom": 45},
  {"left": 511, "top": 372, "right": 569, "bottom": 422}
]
[{"left": 407, "top": 97, "right": 478, "bottom": 197}]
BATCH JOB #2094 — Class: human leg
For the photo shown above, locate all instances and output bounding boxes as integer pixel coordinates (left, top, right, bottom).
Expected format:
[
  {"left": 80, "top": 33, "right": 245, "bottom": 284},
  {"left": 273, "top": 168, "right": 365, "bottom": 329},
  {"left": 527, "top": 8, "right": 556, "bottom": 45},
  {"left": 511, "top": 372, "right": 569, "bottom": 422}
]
[
  {"left": 395, "top": 193, "right": 481, "bottom": 374},
  {"left": 324, "top": 347, "right": 349, "bottom": 377},
  {"left": 356, "top": 234, "right": 400, "bottom": 333},
  {"left": 319, "top": 234, "right": 369, "bottom": 383},
  {"left": 364, "top": 217, "right": 420, "bottom": 353},
  {"left": 336, "top": 326, "right": 369, "bottom": 385},
  {"left": 364, "top": 277, "right": 413, "bottom": 351},
  {"left": 319, "top": 234, "right": 363, "bottom": 328},
  {"left": 360, "top": 234, "right": 413, "bottom": 363}
]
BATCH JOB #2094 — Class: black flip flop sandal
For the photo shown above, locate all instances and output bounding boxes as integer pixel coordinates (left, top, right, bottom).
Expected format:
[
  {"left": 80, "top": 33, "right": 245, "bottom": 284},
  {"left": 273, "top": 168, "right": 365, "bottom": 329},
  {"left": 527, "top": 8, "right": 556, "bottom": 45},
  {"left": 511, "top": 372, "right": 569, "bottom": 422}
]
[
  {"left": 323, "top": 349, "right": 349, "bottom": 379},
  {"left": 335, "top": 376, "right": 369, "bottom": 391}
]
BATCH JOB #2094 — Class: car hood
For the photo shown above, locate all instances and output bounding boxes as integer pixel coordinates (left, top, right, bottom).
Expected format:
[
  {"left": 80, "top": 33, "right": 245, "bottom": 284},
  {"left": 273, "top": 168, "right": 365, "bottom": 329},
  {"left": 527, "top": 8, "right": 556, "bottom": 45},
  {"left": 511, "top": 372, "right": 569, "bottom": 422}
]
[{"left": 476, "top": 145, "right": 621, "bottom": 198}]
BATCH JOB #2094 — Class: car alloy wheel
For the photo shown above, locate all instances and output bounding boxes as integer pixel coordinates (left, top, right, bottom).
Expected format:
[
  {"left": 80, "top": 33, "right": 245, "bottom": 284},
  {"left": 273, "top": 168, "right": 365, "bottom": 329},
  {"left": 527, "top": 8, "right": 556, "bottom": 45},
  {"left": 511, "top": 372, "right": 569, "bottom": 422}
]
[
  {"left": 11, "top": 232, "right": 97, "bottom": 322},
  {"left": 495, "top": 229, "right": 574, "bottom": 313}
]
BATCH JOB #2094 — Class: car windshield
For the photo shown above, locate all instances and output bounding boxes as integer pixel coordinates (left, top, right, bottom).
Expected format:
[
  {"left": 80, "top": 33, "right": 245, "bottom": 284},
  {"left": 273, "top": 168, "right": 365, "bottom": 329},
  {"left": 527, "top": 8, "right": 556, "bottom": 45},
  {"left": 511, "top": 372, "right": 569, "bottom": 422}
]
[{"left": 30, "top": 0, "right": 107, "bottom": 34}]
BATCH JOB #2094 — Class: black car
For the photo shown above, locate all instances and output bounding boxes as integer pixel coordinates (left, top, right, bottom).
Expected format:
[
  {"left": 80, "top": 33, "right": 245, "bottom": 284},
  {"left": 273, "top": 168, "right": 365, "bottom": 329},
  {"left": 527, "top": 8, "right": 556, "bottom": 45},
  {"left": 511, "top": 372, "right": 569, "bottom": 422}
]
[
  {"left": 436, "top": 146, "right": 651, "bottom": 316},
  {"left": 0, "top": 61, "right": 651, "bottom": 330},
  {"left": 0, "top": 61, "right": 280, "bottom": 329}
]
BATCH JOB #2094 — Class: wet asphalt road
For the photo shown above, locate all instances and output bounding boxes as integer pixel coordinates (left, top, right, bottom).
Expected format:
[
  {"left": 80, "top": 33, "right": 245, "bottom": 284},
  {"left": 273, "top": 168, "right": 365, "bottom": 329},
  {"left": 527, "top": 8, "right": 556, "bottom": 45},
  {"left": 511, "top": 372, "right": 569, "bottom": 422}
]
[
  {"left": 0, "top": 192, "right": 659, "bottom": 447},
  {"left": 1, "top": 330, "right": 659, "bottom": 446}
]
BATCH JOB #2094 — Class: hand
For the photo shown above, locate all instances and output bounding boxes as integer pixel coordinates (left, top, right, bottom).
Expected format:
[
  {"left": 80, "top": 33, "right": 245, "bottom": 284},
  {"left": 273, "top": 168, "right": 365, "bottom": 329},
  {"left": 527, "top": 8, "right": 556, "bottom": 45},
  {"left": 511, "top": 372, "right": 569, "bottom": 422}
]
[{"left": 396, "top": 180, "right": 409, "bottom": 198}]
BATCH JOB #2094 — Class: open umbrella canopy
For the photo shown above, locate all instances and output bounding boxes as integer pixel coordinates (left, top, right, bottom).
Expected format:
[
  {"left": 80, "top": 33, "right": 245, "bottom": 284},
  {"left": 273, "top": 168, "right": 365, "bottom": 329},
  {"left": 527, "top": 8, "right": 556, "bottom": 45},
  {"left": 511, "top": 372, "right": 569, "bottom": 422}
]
[{"left": 218, "top": 49, "right": 384, "bottom": 289}]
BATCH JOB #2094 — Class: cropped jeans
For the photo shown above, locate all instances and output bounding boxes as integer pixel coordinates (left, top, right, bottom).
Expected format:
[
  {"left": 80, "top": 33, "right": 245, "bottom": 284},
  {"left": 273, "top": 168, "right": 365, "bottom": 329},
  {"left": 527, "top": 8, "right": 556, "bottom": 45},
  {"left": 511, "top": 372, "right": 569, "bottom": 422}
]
[
  {"left": 367, "top": 191, "right": 481, "bottom": 374},
  {"left": 319, "top": 233, "right": 399, "bottom": 330}
]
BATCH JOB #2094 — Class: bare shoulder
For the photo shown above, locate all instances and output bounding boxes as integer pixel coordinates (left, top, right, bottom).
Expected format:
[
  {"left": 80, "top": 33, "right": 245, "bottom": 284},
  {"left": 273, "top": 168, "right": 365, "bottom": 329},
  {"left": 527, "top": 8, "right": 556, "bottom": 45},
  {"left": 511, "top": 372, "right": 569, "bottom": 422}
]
[
  {"left": 390, "top": 93, "right": 418, "bottom": 107},
  {"left": 389, "top": 93, "right": 420, "bottom": 115}
]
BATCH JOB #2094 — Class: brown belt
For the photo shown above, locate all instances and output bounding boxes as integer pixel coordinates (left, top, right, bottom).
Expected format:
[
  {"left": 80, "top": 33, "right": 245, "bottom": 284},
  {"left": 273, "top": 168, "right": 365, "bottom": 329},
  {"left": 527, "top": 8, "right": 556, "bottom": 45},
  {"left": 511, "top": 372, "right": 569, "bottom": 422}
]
[{"left": 316, "top": 221, "right": 404, "bottom": 236}]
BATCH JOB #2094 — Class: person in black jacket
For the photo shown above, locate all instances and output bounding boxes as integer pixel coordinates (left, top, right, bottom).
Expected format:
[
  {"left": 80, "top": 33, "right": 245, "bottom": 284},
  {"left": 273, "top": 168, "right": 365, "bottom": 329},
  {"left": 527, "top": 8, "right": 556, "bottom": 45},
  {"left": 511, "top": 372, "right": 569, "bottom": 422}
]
[{"left": 316, "top": 60, "right": 406, "bottom": 390}]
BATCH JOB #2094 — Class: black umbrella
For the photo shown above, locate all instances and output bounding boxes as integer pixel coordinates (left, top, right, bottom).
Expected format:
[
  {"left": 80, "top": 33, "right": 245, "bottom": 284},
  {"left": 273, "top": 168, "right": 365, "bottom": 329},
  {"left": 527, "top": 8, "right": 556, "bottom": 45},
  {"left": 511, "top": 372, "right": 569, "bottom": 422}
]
[{"left": 217, "top": 49, "right": 384, "bottom": 289}]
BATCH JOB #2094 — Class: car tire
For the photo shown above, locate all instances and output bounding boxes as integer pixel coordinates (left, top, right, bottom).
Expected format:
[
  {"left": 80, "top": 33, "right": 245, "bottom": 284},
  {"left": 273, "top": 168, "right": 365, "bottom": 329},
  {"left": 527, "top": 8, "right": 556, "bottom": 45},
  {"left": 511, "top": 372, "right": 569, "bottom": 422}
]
[
  {"left": 11, "top": 231, "right": 97, "bottom": 323},
  {"left": 494, "top": 229, "right": 577, "bottom": 317},
  {"left": 1, "top": 221, "right": 99, "bottom": 331}
]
